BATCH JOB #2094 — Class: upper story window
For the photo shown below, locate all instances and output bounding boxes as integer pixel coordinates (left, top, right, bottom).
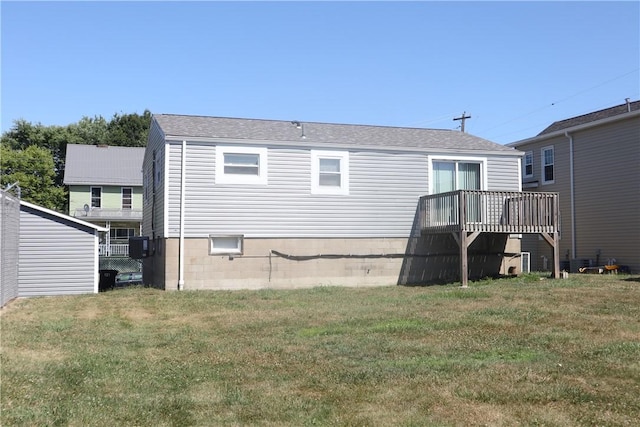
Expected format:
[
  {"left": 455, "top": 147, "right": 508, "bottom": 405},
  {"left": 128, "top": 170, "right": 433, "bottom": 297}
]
[
  {"left": 91, "top": 187, "right": 102, "bottom": 208},
  {"left": 216, "top": 146, "right": 268, "bottom": 185},
  {"left": 542, "top": 146, "right": 554, "bottom": 184},
  {"left": 524, "top": 151, "right": 533, "bottom": 178},
  {"left": 122, "top": 187, "right": 132, "bottom": 209},
  {"left": 311, "top": 150, "right": 349, "bottom": 195}
]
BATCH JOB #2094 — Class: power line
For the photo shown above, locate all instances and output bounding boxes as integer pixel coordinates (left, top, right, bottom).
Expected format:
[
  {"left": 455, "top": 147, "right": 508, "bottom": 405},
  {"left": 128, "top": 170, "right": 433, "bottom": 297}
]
[{"left": 479, "top": 68, "right": 640, "bottom": 135}]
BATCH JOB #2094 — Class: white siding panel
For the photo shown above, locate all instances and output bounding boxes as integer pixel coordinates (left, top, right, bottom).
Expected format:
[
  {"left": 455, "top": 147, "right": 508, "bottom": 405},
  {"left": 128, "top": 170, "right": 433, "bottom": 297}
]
[{"left": 19, "top": 207, "right": 98, "bottom": 296}]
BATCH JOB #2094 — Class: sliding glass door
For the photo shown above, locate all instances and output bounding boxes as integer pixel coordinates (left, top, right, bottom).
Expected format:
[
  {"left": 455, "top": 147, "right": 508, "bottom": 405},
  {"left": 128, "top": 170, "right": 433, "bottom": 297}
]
[{"left": 433, "top": 161, "right": 482, "bottom": 223}]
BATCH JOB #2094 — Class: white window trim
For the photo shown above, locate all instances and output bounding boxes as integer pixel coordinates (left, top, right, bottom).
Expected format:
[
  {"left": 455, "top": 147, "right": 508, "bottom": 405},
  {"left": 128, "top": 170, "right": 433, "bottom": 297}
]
[
  {"left": 216, "top": 146, "right": 268, "bottom": 185},
  {"left": 427, "top": 155, "right": 488, "bottom": 194},
  {"left": 90, "top": 186, "right": 102, "bottom": 208},
  {"left": 208, "top": 235, "right": 244, "bottom": 255},
  {"left": 311, "top": 150, "right": 349, "bottom": 195},
  {"left": 524, "top": 151, "right": 533, "bottom": 178},
  {"left": 121, "top": 187, "right": 133, "bottom": 210},
  {"left": 541, "top": 146, "right": 554, "bottom": 185}
]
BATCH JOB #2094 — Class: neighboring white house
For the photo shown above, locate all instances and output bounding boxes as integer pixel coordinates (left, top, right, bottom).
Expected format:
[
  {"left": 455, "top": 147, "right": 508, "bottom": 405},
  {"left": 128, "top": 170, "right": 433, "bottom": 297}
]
[
  {"left": 141, "top": 114, "right": 557, "bottom": 291},
  {"left": 18, "top": 200, "right": 107, "bottom": 297}
]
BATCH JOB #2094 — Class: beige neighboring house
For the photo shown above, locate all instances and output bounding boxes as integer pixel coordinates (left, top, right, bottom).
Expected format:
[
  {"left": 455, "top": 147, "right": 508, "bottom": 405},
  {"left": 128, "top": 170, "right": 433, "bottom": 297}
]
[
  {"left": 63, "top": 144, "right": 145, "bottom": 257},
  {"left": 509, "top": 100, "right": 640, "bottom": 273}
]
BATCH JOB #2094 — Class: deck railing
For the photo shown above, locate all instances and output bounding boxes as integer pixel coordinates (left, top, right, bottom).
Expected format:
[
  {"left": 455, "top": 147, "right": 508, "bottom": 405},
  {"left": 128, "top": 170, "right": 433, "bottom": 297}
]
[
  {"left": 99, "top": 244, "right": 129, "bottom": 257},
  {"left": 420, "top": 190, "right": 559, "bottom": 234}
]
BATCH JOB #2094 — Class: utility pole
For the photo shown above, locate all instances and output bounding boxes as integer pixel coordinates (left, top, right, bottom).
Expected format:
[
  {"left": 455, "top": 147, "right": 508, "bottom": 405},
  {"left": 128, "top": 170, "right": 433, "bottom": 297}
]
[{"left": 453, "top": 111, "right": 472, "bottom": 132}]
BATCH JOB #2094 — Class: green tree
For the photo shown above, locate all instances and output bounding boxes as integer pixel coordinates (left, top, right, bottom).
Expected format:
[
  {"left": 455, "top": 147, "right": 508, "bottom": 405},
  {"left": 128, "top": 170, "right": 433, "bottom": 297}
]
[
  {"left": 67, "top": 115, "right": 109, "bottom": 145},
  {"left": 105, "top": 110, "right": 151, "bottom": 147},
  {"left": 1, "top": 144, "right": 66, "bottom": 211},
  {"left": 1, "top": 110, "right": 151, "bottom": 213},
  {"left": 1, "top": 120, "right": 70, "bottom": 187}
]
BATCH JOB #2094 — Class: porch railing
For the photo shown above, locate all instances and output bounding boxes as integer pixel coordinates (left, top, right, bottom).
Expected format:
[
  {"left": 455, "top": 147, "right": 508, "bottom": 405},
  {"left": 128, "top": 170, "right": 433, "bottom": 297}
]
[
  {"left": 74, "top": 208, "right": 142, "bottom": 220},
  {"left": 420, "top": 190, "right": 559, "bottom": 234},
  {"left": 99, "top": 244, "right": 129, "bottom": 257}
]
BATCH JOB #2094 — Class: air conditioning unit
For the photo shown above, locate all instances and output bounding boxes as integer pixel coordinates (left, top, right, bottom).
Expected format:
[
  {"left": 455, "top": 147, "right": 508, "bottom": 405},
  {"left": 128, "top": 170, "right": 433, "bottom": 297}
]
[{"left": 129, "top": 236, "right": 150, "bottom": 259}]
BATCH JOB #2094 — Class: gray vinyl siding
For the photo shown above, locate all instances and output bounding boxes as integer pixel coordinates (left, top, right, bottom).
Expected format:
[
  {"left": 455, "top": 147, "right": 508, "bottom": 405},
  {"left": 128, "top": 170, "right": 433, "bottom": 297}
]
[
  {"left": 19, "top": 206, "right": 98, "bottom": 296},
  {"left": 487, "top": 157, "right": 522, "bottom": 191},
  {"left": 142, "top": 121, "right": 167, "bottom": 238},
  {"left": 164, "top": 142, "right": 521, "bottom": 238}
]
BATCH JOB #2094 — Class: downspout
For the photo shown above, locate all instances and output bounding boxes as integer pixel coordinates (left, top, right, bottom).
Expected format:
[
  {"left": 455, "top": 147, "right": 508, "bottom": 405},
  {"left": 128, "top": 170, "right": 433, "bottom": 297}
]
[
  {"left": 565, "top": 131, "right": 576, "bottom": 259},
  {"left": 178, "top": 140, "right": 186, "bottom": 290}
]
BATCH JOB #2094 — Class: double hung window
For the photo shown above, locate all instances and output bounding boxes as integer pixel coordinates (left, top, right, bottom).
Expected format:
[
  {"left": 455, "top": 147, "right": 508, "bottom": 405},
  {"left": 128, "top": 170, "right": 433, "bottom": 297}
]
[
  {"left": 524, "top": 151, "right": 533, "bottom": 178},
  {"left": 122, "top": 187, "right": 132, "bottom": 209},
  {"left": 311, "top": 150, "right": 349, "bottom": 195},
  {"left": 91, "top": 187, "right": 102, "bottom": 208},
  {"left": 542, "top": 146, "right": 554, "bottom": 184}
]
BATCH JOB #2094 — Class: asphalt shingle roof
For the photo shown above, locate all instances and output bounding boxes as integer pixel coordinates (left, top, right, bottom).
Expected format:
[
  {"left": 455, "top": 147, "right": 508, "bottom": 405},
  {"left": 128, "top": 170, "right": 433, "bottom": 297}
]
[
  {"left": 63, "top": 144, "right": 145, "bottom": 186},
  {"left": 538, "top": 100, "right": 640, "bottom": 135},
  {"left": 153, "top": 114, "right": 516, "bottom": 153}
]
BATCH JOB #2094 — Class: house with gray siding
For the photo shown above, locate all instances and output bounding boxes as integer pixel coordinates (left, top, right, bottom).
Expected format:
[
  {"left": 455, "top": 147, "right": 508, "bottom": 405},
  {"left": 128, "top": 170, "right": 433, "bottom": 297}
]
[
  {"left": 142, "top": 114, "right": 558, "bottom": 291},
  {"left": 509, "top": 100, "right": 640, "bottom": 273},
  {"left": 19, "top": 200, "right": 106, "bottom": 297}
]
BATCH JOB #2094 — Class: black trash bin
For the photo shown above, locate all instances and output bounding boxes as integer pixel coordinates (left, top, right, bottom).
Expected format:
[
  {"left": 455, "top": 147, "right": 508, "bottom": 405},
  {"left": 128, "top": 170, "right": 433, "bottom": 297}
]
[{"left": 99, "top": 269, "right": 119, "bottom": 292}]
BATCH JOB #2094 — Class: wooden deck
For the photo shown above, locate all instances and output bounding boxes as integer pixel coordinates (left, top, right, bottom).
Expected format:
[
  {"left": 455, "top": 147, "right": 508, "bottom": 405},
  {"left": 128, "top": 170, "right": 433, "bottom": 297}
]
[{"left": 419, "top": 190, "right": 560, "bottom": 286}]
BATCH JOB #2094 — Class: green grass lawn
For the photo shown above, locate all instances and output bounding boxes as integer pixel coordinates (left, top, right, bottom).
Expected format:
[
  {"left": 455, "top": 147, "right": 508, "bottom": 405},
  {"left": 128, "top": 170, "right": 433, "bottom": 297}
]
[{"left": 2, "top": 274, "right": 639, "bottom": 426}]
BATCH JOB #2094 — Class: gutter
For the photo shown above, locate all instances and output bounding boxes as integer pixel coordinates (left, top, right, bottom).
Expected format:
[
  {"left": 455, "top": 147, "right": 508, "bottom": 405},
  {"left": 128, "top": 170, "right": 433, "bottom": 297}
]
[
  {"left": 565, "top": 131, "right": 576, "bottom": 259},
  {"left": 178, "top": 140, "right": 186, "bottom": 291}
]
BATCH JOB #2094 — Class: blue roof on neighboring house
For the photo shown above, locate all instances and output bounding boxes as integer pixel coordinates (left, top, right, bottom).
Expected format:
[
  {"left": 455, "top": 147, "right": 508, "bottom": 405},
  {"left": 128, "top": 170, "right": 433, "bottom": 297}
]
[
  {"left": 63, "top": 144, "right": 145, "bottom": 186},
  {"left": 153, "top": 114, "right": 517, "bottom": 153}
]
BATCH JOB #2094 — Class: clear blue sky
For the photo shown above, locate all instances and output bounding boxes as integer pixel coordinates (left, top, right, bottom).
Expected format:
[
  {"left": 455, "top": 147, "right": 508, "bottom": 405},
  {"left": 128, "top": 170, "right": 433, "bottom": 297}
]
[{"left": 2, "top": 1, "right": 638, "bottom": 144}]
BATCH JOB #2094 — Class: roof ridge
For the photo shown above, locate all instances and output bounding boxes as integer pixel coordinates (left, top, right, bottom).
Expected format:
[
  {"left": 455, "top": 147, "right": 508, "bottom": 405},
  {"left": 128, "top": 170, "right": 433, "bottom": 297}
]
[{"left": 154, "top": 113, "right": 453, "bottom": 132}]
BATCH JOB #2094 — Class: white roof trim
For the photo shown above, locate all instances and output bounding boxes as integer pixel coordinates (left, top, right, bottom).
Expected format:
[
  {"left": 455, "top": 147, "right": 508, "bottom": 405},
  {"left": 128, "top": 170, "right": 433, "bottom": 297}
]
[{"left": 20, "top": 200, "right": 108, "bottom": 232}]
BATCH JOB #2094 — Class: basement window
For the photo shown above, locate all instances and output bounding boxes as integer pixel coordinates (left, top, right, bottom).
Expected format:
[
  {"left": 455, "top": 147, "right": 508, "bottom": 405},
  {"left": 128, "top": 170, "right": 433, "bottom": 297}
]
[{"left": 209, "top": 235, "right": 244, "bottom": 255}]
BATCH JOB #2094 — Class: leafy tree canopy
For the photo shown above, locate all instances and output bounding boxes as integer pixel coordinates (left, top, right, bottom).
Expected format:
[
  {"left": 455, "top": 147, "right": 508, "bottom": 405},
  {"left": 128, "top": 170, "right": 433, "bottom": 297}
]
[
  {"left": 0, "top": 110, "right": 151, "bottom": 212},
  {"left": 1, "top": 144, "right": 66, "bottom": 211}
]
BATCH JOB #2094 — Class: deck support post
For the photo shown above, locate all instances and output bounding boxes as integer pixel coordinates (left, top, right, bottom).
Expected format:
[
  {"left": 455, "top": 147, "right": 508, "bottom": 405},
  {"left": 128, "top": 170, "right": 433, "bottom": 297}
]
[
  {"left": 459, "top": 231, "right": 468, "bottom": 288},
  {"left": 540, "top": 231, "right": 560, "bottom": 279},
  {"left": 452, "top": 230, "right": 481, "bottom": 288}
]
